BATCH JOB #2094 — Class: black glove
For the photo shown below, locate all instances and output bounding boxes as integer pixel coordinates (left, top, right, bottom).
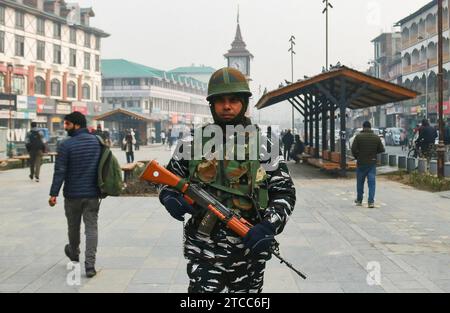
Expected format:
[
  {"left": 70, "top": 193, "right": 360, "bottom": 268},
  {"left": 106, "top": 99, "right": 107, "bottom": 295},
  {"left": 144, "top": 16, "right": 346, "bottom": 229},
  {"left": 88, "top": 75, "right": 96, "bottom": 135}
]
[
  {"left": 159, "top": 189, "right": 194, "bottom": 222},
  {"left": 243, "top": 220, "right": 276, "bottom": 256}
]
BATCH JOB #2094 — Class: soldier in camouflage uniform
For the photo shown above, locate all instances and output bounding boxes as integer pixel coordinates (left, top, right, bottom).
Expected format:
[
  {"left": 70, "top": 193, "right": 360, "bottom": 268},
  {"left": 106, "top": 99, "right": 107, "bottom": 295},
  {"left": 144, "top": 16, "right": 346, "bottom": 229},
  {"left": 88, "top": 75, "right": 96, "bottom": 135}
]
[{"left": 159, "top": 68, "right": 296, "bottom": 293}]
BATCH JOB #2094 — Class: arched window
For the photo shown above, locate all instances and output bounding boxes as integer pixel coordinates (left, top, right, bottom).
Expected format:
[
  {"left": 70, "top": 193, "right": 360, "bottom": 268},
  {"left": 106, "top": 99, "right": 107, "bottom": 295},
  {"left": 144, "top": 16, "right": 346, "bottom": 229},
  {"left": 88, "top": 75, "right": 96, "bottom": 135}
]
[
  {"left": 82, "top": 83, "right": 90, "bottom": 100},
  {"left": 34, "top": 76, "right": 45, "bottom": 95},
  {"left": 51, "top": 79, "right": 61, "bottom": 97},
  {"left": 67, "top": 81, "right": 76, "bottom": 98}
]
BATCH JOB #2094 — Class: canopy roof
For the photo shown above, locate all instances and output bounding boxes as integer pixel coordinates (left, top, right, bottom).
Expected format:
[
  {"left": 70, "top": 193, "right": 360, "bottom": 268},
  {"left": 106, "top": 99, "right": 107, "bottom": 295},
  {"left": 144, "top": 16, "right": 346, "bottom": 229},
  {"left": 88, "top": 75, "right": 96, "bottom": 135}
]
[
  {"left": 256, "top": 66, "right": 418, "bottom": 111},
  {"left": 93, "top": 108, "right": 156, "bottom": 123}
]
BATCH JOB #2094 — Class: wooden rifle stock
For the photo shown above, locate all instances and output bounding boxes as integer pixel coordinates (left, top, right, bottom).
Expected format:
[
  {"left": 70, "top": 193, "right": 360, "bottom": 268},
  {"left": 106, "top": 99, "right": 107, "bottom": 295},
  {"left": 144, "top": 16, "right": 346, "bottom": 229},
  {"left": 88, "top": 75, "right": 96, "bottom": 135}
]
[{"left": 140, "top": 160, "right": 307, "bottom": 279}]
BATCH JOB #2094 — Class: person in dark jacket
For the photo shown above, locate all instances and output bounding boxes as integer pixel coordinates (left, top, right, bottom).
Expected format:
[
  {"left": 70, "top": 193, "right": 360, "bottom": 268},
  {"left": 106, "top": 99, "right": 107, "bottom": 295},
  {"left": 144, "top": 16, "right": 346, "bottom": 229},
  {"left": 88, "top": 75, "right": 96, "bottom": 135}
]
[
  {"left": 417, "top": 119, "right": 437, "bottom": 156},
  {"left": 351, "top": 121, "right": 385, "bottom": 209},
  {"left": 282, "top": 129, "right": 294, "bottom": 161},
  {"left": 122, "top": 130, "right": 136, "bottom": 163},
  {"left": 25, "top": 122, "right": 46, "bottom": 182},
  {"left": 49, "top": 112, "right": 102, "bottom": 278},
  {"left": 291, "top": 135, "right": 305, "bottom": 164}
]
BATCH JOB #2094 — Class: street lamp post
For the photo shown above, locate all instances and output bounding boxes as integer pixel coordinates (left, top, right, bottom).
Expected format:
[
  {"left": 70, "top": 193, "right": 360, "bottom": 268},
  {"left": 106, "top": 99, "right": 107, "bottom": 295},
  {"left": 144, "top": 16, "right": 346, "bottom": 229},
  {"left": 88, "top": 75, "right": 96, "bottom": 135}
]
[
  {"left": 437, "top": 0, "right": 445, "bottom": 178},
  {"left": 322, "top": 0, "right": 334, "bottom": 71},
  {"left": 6, "top": 63, "right": 14, "bottom": 158},
  {"left": 289, "top": 35, "right": 296, "bottom": 131}
]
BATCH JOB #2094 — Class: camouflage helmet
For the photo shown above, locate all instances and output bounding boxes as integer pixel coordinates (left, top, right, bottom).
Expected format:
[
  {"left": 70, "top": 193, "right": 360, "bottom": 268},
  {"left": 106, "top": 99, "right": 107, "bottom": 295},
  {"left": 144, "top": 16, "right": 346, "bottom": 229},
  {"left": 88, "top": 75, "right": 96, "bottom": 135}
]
[{"left": 207, "top": 67, "right": 252, "bottom": 102}]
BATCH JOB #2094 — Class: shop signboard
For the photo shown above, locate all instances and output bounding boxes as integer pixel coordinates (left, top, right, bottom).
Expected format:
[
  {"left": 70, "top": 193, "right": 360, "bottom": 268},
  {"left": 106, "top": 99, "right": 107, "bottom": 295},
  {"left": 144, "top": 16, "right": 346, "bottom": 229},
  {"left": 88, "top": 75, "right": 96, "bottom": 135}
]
[
  {"left": 72, "top": 101, "right": 88, "bottom": 115},
  {"left": 56, "top": 102, "right": 72, "bottom": 115}
]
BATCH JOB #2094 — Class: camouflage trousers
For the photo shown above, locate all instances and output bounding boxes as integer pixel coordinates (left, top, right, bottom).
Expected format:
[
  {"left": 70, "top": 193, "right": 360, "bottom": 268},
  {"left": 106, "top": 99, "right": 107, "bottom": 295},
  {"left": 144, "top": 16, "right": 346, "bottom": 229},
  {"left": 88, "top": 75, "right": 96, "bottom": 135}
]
[{"left": 186, "top": 256, "right": 266, "bottom": 293}]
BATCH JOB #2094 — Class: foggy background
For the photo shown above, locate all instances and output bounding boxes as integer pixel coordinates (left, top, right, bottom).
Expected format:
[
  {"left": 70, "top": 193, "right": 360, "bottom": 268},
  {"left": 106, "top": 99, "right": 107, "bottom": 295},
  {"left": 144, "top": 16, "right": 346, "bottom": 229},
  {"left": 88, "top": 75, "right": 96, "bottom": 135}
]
[{"left": 78, "top": 0, "right": 430, "bottom": 126}]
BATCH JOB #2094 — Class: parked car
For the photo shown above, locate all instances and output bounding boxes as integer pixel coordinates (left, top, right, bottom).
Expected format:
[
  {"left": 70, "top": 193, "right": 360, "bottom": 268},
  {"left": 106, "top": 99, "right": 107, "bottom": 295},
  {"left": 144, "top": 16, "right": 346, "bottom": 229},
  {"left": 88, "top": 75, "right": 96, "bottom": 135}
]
[
  {"left": 385, "top": 127, "right": 403, "bottom": 146},
  {"left": 348, "top": 128, "right": 386, "bottom": 150}
]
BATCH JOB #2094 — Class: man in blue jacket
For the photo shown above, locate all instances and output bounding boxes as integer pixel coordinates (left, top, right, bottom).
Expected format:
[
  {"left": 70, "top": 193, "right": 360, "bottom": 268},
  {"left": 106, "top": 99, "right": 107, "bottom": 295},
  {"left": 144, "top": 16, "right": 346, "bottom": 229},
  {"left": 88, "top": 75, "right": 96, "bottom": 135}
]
[{"left": 49, "top": 112, "right": 102, "bottom": 278}]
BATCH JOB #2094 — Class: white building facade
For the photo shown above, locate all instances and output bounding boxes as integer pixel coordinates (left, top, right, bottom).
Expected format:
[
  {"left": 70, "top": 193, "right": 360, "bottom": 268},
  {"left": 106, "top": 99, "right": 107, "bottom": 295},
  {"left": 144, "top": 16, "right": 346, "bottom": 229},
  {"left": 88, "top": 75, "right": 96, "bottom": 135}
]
[
  {"left": 0, "top": 0, "right": 109, "bottom": 139},
  {"left": 101, "top": 59, "right": 212, "bottom": 140},
  {"left": 398, "top": 0, "right": 450, "bottom": 127}
]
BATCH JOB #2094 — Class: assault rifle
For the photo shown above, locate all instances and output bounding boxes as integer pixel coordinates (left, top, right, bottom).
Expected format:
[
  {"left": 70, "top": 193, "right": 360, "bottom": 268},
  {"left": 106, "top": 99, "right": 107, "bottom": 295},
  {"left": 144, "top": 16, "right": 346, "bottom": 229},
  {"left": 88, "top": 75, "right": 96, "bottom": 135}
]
[{"left": 140, "top": 160, "right": 307, "bottom": 280}]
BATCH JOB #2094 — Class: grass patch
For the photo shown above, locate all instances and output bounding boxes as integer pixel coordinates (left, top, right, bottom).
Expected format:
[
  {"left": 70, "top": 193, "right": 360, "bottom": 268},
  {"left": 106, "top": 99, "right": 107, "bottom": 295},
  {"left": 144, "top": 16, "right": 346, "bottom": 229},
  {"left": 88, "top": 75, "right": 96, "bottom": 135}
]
[
  {"left": 383, "top": 170, "right": 450, "bottom": 192},
  {"left": 120, "top": 162, "right": 159, "bottom": 197}
]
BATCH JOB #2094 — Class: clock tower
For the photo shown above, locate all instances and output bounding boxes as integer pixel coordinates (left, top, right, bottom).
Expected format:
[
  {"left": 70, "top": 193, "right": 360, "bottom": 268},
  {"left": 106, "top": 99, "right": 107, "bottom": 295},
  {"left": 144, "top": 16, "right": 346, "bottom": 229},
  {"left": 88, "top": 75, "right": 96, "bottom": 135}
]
[{"left": 224, "top": 12, "right": 254, "bottom": 79}]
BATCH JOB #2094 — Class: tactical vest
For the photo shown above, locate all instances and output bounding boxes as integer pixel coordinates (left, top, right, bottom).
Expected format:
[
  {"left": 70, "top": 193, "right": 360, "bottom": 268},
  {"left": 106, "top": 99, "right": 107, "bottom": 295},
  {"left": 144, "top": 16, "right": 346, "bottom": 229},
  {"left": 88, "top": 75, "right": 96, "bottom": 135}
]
[{"left": 188, "top": 127, "right": 269, "bottom": 219}]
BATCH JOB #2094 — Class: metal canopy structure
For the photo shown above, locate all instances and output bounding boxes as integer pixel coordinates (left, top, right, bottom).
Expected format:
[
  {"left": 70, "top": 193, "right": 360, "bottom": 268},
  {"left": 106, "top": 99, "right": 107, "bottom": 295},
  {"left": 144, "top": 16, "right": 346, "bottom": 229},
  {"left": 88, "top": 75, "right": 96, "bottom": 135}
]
[{"left": 255, "top": 66, "right": 419, "bottom": 173}]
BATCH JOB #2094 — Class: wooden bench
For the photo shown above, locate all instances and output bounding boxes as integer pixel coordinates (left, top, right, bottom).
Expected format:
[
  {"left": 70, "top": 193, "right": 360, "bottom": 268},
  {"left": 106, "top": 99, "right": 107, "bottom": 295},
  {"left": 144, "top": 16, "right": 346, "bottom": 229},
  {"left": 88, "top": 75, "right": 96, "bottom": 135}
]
[
  {"left": 121, "top": 163, "right": 138, "bottom": 182},
  {"left": 45, "top": 152, "right": 58, "bottom": 163},
  {"left": 0, "top": 158, "right": 11, "bottom": 167},
  {"left": 307, "top": 156, "right": 357, "bottom": 172},
  {"left": 322, "top": 150, "right": 331, "bottom": 161},
  {"left": 13, "top": 155, "right": 30, "bottom": 168}
]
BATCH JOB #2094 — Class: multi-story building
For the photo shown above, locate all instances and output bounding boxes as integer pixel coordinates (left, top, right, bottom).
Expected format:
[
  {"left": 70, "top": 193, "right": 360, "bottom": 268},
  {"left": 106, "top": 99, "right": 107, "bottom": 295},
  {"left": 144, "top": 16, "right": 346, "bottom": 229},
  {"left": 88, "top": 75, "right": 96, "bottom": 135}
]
[
  {"left": 369, "top": 32, "right": 402, "bottom": 128},
  {"left": 101, "top": 59, "right": 212, "bottom": 137},
  {"left": 168, "top": 65, "right": 216, "bottom": 84},
  {"left": 0, "top": 0, "right": 109, "bottom": 140},
  {"left": 396, "top": 0, "right": 450, "bottom": 128}
]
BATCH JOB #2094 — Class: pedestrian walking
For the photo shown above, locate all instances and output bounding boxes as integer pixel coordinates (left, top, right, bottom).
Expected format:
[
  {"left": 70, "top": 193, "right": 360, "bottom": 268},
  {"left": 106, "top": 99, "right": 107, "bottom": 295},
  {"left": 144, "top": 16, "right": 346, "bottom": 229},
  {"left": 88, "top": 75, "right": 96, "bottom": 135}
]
[
  {"left": 168, "top": 129, "right": 175, "bottom": 150},
  {"left": 444, "top": 119, "right": 450, "bottom": 162},
  {"left": 134, "top": 129, "right": 140, "bottom": 150},
  {"left": 351, "top": 121, "right": 385, "bottom": 209},
  {"left": 123, "top": 130, "right": 136, "bottom": 163},
  {"left": 48, "top": 112, "right": 102, "bottom": 278},
  {"left": 25, "top": 122, "right": 46, "bottom": 182},
  {"left": 400, "top": 129, "right": 407, "bottom": 151},
  {"left": 282, "top": 129, "right": 294, "bottom": 161},
  {"left": 161, "top": 130, "right": 166, "bottom": 145}
]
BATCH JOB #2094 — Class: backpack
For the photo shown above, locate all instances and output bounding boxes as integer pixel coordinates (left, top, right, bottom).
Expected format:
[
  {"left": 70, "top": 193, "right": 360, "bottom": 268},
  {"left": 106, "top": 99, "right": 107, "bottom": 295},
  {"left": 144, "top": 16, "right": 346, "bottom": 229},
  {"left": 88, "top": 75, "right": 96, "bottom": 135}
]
[
  {"left": 96, "top": 136, "right": 123, "bottom": 198},
  {"left": 26, "top": 130, "right": 44, "bottom": 153}
]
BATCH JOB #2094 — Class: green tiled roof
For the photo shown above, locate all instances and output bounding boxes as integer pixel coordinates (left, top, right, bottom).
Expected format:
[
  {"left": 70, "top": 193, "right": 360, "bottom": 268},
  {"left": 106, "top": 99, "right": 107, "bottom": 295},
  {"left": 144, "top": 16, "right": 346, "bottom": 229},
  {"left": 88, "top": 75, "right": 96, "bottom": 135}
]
[
  {"left": 101, "top": 59, "right": 164, "bottom": 79},
  {"left": 169, "top": 65, "right": 216, "bottom": 74},
  {"left": 101, "top": 59, "right": 208, "bottom": 90}
]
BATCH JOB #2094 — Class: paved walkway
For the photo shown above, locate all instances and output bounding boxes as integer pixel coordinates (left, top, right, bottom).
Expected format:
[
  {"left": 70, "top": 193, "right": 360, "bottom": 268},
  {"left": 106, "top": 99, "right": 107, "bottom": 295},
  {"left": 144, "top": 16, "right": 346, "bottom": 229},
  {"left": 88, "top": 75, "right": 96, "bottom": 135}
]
[{"left": 0, "top": 146, "right": 449, "bottom": 293}]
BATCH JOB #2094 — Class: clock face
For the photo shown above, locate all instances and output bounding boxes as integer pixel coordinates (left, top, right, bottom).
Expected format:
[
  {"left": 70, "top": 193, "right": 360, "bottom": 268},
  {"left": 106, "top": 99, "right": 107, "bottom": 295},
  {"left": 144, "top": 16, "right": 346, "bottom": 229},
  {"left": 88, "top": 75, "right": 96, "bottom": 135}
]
[{"left": 230, "top": 57, "right": 247, "bottom": 75}]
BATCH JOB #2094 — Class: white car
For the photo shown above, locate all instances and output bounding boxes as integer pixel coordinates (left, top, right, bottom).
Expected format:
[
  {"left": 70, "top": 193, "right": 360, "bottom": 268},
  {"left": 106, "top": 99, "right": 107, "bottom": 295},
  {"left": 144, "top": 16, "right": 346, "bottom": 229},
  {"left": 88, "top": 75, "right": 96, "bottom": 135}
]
[{"left": 348, "top": 128, "right": 385, "bottom": 150}]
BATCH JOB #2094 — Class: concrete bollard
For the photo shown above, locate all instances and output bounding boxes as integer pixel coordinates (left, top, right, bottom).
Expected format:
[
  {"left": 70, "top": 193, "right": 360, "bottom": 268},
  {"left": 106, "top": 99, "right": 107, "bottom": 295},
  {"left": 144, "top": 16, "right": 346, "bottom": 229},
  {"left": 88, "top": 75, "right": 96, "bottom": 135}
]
[
  {"left": 429, "top": 160, "right": 438, "bottom": 175},
  {"left": 418, "top": 159, "right": 427, "bottom": 174},
  {"left": 389, "top": 155, "right": 397, "bottom": 167},
  {"left": 381, "top": 153, "right": 389, "bottom": 166},
  {"left": 445, "top": 163, "right": 450, "bottom": 178},
  {"left": 398, "top": 156, "right": 407, "bottom": 170},
  {"left": 407, "top": 157, "right": 416, "bottom": 173}
]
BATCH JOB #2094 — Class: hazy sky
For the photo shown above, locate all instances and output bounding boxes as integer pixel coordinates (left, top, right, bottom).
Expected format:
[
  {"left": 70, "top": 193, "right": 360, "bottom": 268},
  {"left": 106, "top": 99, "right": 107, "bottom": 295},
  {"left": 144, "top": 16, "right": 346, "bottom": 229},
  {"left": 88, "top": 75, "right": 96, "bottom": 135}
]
[{"left": 78, "top": 0, "right": 431, "bottom": 124}]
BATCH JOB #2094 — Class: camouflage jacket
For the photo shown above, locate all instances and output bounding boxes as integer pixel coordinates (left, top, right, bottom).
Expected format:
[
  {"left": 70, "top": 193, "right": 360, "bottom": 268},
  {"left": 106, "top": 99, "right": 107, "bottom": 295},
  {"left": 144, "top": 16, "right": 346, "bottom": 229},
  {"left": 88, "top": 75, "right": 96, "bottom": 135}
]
[{"left": 160, "top": 126, "right": 296, "bottom": 261}]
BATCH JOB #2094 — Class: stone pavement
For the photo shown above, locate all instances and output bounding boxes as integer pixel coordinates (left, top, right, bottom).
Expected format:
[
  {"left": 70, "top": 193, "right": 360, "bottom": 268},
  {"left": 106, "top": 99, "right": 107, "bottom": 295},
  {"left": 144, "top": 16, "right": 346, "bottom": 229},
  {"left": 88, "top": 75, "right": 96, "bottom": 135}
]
[{"left": 0, "top": 145, "right": 449, "bottom": 293}]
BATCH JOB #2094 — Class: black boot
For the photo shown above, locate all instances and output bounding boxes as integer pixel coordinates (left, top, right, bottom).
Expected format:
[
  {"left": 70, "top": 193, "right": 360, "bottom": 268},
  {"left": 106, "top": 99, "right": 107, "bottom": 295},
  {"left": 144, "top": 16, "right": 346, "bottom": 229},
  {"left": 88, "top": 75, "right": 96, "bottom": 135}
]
[
  {"left": 85, "top": 264, "right": 97, "bottom": 278},
  {"left": 64, "top": 244, "right": 79, "bottom": 262}
]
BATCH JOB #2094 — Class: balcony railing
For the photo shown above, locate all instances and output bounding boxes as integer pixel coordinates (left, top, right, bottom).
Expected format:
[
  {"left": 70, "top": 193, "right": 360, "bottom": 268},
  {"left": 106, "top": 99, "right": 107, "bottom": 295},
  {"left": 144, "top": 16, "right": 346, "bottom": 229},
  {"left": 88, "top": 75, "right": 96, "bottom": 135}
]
[
  {"left": 102, "top": 85, "right": 151, "bottom": 91},
  {"left": 403, "top": 65, "right": 412, "bottom": 75},
  {"left": 429, "top": 58, "right": 438, "bottom": 67}
]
